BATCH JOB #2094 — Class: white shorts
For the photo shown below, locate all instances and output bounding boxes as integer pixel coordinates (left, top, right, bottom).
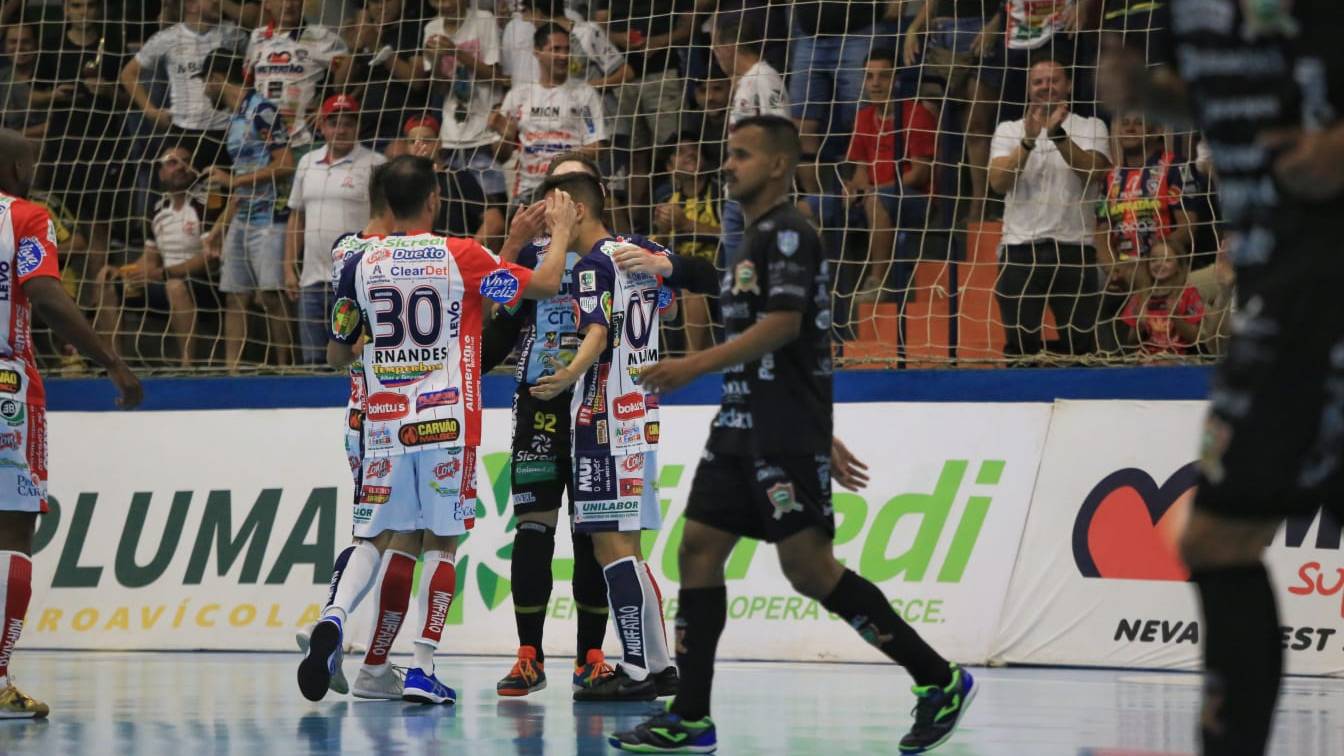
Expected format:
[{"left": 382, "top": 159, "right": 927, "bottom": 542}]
[
  {"left": 0, "top": 367, "right": 47, "bottom": 514},
  {"left": 572, "top": 450, "right": 662, "bottom": 533},
  {"left": 355, "top": 447, "right": 478, "bottom": 538}
]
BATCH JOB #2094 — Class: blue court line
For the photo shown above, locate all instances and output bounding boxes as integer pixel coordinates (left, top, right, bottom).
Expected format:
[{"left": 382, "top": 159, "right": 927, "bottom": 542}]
[{"left": 42, "top": 365, "right": 1212, "bottom": 412}]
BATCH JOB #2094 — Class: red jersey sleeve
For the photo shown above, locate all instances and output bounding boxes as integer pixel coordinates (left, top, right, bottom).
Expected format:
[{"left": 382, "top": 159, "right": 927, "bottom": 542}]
[
  {"left": 11, "top": 202, "right": 61, "bottom": 284},
  {"left": 847, "top": 107, "right": 877, "bottom": 165},
  {"left": 449, "top": 238, "right": 534, "bottom": 309}
]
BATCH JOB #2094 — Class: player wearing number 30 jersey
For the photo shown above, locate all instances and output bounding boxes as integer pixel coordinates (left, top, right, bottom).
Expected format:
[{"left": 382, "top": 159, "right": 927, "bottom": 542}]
[{"left": 301, "top": 155, "right": 571, "bottom": 707}]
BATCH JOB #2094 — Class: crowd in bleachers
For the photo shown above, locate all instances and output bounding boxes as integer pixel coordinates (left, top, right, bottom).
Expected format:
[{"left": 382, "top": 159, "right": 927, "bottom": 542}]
[{"left": 0, "top": 0, "right": 1226, "bottom": 372}]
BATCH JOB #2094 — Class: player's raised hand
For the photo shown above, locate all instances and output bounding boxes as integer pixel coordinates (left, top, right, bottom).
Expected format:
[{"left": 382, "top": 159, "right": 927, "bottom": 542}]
[
  {"left": 830, "top": 436, "right": 870, "bottom": 492},
  {"left": 529, "top": 369, "right": 575, "bottom": 401},
  {"left": 110, "top": 362, "right": 143, "bottom": 410},
  {"left": 508, "top": 201, "right": 548, "bottom": 244},
  {"left": 545, "top": 190, "right": 578, "bottom": 239},
  {"left": 612, "top": 244, "right": 672, "bottom": 277}
]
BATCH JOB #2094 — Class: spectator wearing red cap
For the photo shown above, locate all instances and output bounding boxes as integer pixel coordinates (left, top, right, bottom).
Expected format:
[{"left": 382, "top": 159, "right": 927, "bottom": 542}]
[{"left": 285, "top": 94, "right": 387, "bottom": 364}]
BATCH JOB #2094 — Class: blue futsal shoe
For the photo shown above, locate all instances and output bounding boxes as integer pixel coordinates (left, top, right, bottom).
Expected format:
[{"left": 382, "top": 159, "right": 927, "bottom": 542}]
[
  {"left": 297, "top": 616, "right": 344, "bottom": 702},
  {"left": 402, "top": 668, "right": 457, "bottom": 705}
]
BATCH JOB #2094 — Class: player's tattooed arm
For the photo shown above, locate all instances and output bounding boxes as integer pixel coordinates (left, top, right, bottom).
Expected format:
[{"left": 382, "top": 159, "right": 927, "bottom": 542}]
[
  {"left": 529, "top": 323, "right": 606, "bottom": 400},
  {"left": 612, "top": 245, "right": 718, "bottom": 295}
]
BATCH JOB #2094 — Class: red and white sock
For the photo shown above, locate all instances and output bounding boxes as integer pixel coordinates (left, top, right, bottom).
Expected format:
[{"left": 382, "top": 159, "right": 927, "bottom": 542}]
[
  {"left": 640, "top": 561, "right": 673, "bottom": 675},
  {"left": 362, "top": 549, "right": 415, "bottom": 670},
  {"left": 0, "top": 552, "right": 33, "bottom": 687},
  {"left": 413, "top": 552, "right": 457, "bottom": 674}
]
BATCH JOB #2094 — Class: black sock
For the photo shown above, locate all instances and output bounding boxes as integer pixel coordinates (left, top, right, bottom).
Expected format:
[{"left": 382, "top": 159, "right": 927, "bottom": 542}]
[
  {"left": 670, "top": 586, "right": 727, "bottom": 722},
  {"left": 1193, "top": 563, "right": 1282, "bottom": 756},
  {"left": 821, "top": 569, "right": 952, "bottom": 688},
  {"left": 511, "top": 521, "right": 555, "bottom": 663},
  {"left": 571, "top": 532, "right": 609, "bottom": 664}
]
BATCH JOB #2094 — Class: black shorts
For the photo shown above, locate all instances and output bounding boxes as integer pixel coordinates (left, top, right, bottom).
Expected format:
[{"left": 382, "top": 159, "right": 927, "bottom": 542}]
[
  {"left": 1196, "top": 262, "right": 1344, "bottom": 522},
  {"left": 510, "top": 387, "right": 573, "bottom": 515},
  {"left": 685, "top": 450, "right": 834, "bottom": 543}
]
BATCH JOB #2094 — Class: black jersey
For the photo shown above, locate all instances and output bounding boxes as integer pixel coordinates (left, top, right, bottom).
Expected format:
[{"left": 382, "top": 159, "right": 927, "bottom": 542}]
[{"left": 708, "top": 201, "right": 833, "bottom": 457}]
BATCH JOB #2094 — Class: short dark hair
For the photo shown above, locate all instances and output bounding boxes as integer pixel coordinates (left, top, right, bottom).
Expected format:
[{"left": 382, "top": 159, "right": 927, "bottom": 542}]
[
  {"left": 868, "top": 46, "right": 897, "bottom": 67},
  {"left": 197, "top": 47, "right": 246, "bottom": 83},
  {"left": 533, "top": 22, "right": 567, "bottom": 49},
  {"left": 524, "top": 0, "right": 563, "bottom": 17},
  {"left": 368, "top": 162, "right": 389, "bottom": 215},
  {"left": 382, "top": 155, "right": 437, "bottom": 220},
  {"left": 540, "top": 171, "right": 605, "bottom": 218},
  {"left": 1028, "top": 54, "right": 1072, "bottom": 79},
  {"left": 545, "top": 151, "right": 602, "bottom": 180},
  {"left": 730, "top": 114, "right": 801, "bottom": 168},
  {"left": 713, "top": 10, "right": 765, "bottom": 56}
]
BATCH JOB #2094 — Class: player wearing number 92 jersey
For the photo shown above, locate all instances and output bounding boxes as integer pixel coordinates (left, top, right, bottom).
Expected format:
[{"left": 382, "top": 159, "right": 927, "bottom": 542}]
[{"left": 331, "top": 232, "right": 534, "bottom": 537}]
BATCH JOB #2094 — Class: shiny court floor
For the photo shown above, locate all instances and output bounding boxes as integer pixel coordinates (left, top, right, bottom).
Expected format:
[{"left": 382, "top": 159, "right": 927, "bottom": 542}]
[{"left": 1, "top": 652, "right": 1341, "bottom": 755}]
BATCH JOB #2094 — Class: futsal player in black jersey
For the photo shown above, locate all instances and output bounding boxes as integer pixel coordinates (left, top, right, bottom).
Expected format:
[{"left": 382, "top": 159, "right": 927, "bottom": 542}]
[
  {"left": 1100, "top": 3, "right": 1344, "bottom": 754},
  {"left": 608, "top": 115, "right": 976, "bottom": 754}
]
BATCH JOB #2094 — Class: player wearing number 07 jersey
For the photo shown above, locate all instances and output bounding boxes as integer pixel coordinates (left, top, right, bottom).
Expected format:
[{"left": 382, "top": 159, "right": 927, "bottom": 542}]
[
  {"left": 300, "top": 155, "right": 571, "bottom": 706},
  {"left": 529, "top": 170, "right": 677, "bottom": 701}
]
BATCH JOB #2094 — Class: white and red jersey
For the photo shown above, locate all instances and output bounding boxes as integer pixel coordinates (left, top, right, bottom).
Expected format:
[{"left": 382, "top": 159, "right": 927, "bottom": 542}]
[
  {"left": 0, "top": 194, "right": 61, "bottom": 403},
  {"left": 499, "top": 79, "right": 606, "bottom": 199},
  {"left": 246, "top": 23, "right": 348, "bottom": 125},
  {"left": 331, "top": 232, "right": 382, "bottom": 472},
  {"left": 332, "top": 232, "right": 533, "bottom": 458}
]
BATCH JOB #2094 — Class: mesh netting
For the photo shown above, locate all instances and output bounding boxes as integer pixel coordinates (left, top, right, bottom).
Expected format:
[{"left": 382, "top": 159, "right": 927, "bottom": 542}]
[{"left": 0, "top": 0, "right": 1226, "bottom": 374}]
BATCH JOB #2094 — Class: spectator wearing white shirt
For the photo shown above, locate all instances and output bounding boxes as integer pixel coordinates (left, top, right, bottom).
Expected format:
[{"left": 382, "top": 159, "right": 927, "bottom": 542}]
[
  {"left": 712, "top": 11, "right": 788, "bottom": 263},
  {"left": 285, "top": 95, "right": 388, "bottom": 364},
  {"left": 988, "top": 59, "right": 1111, "bottom": 358},
  {"left": 92, "top": 146, "right": 221, "bottom": 369},
  {"left": 245, "top": 0, "right": 351, "bottom": 129},
  {"left": 490, "top": 23, "right": 606, "bottom": 206},
  {"left": 119, "top": 0, "right": 249, "bottom": 170},
  {"left": 420, "top": 0, "right": 506, "bottom": 243}
]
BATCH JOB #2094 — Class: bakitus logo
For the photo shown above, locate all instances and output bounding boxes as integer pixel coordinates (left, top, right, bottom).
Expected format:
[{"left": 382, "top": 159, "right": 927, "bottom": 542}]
[
  {"left": 613, "top": 392, "right": 644, "bottom": 421},
  {"left": 1072, "top": 464, "right": 1196, "bottom": 582},
  {"left": 366, "top": 392, "right": 409, "bottom": 422}
]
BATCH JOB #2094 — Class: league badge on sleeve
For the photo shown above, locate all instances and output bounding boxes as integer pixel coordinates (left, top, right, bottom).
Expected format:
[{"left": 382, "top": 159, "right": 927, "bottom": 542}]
[
  {"left": 480, "top": 269, "right": 521, "bottom": 303},
  {"left": 580, "top": 296, "right": 598, "bottom": 313},
  {"left": 731, "top": 260, "right": 761, "bottom": 295},
  {"left": 579, "top": 270, "right": 597, "bottom": 293},
  {"left": 776, "top": 229, "right": 799, "bottom": 257},
  {"left": 331, "top": 297, "right": 362, "bottom": 339}
]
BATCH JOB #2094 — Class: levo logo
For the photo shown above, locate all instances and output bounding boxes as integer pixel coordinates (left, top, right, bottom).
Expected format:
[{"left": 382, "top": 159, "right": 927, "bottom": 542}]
[{"left": 1072, "top": 464, "right": 1197, "bottom": 582}]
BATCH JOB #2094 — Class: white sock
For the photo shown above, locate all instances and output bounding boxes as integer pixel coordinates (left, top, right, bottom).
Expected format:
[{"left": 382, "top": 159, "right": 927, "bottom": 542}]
[
  {"left": 603, "top": 556, "right": 652, "bottom": 681},
  {"left": 413, "top": 642, "right": 435, "bottom": 674},
  {"left": 638, "top": 561, "right": 673, "bottom": 674},
  {"left": 322, "top": 540, "right": 380, "bottom": 625}
]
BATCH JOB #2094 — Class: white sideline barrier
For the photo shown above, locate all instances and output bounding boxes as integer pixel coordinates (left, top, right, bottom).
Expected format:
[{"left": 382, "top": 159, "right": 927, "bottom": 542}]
[
  {"left": 23, "top": 402, "right": 1050, "bottom": 663},
  {"left": 991, "top": 400, "right": 1344, "bottom": 676}
]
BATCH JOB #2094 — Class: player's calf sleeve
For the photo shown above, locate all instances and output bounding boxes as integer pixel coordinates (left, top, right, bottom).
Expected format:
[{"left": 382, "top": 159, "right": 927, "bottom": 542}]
[
  {"left": 324, "top": 540, "right": 380, "bottom": 624},
  {"left": 362, "top": 549, "right": 416, "bottom": 668},
  {"left": 603, "top": 556, "right": 653, "bottom": 680},
  {"left": 670, "top": 585, "right": 726, "bottom": 722},
  {"left": 511, "top": 521, "right": 556, "bottom": 662},
  {"left": 821, "top": 568, "right": 952, "bottom": 688},
  {"left": 571, "top": 532, "right": 609, "bottom": 664},
  {"left": 324, "top": 544, "right": 356, "bottom": 610},
  {"left": 0, "top": 552, "right": 32, "bottom": 684},
  {"left": 639, "top": 562, "right": 672, "bottom": 673},
  {"left": 414, "top": 551, "right": 457, "bottom": 672},
  {"left": 1192, "top": 563, "right": 1282, "bottom": 756}
]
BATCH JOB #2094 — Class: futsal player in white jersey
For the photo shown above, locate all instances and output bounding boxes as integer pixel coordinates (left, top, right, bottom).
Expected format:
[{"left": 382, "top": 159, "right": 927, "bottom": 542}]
[
  {"left": 530, "top": 171, "right": 677, "bottom": 700},
  {"left": 298, "top": 155, "right": 572, "bottom": 705}
]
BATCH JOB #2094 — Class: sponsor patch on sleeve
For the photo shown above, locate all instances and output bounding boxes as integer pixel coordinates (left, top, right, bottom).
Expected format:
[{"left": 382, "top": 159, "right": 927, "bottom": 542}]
[
  {"left": 331, "top": 297, "right": 362, "bottom": 339},
  {"left": 16, "top": 237, "right": 44, "bottom": 277},
  {"left": 579, "top": 269, "right": 597, "bottom": 292},
  {"left": 480, "top": 269, "right": 521, "bottom": 303}
]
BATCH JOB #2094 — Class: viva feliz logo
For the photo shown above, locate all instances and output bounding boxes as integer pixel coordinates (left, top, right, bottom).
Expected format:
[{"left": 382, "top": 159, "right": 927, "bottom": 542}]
[
  {"left": 30, "top": 457, "right": 1006, "bottom": 634},
  {"left": 1072, "top": 463, "right": 1344, "bottom": 651}
]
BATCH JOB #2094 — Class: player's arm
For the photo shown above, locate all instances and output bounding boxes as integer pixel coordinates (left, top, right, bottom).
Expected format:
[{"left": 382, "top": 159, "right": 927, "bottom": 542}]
[
  {"left": 327, "top": 254, "right": 366, "bottom": 368},
  {"left": 612, "top": 244, "right": 718, "bottom": 294},
  {"left": 26, "top": 277, "right": 141, "bottom": 408},
  {"left": 498, "top": 202, "right": 547, "bottom": 263},
  {"left": 530, "top": 322, "right": 605, "bottom": 401},
  {"left": 520, "top": 190, "right": 578, "bottom": 299},
  {"left": 641, "top": 310, "right": 800, "bottom": 394}
]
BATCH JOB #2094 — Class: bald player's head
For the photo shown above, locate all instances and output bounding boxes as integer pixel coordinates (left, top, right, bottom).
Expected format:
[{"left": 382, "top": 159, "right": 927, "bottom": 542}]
[
  {"left": 722, "top": 115, "right": 800, "bottom": 206},
  {"left": 0, "top": 129, "right": 36, "bottom": 199}
]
